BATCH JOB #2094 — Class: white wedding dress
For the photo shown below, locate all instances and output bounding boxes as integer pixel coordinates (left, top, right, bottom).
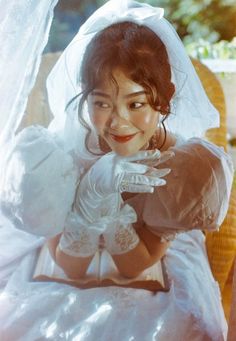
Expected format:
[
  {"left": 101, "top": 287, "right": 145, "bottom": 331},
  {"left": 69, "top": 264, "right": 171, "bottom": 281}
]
[
  {"left": 0, "top": 125, "right": 231, "bottom": 341},
  {"left": 0, "top": 210, "right": 227, "bottom": 341},
  {"left": 0, "top": 1, "right": 232, "bottom": 340}
]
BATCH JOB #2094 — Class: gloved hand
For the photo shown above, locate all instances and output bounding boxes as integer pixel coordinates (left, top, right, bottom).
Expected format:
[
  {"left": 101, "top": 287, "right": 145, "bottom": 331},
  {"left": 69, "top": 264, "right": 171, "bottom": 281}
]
[
  {"left": 102, "top": 203, "right": 140, "bottom": 255},
  {"left": 58, "top": 211, "right": 101, "bottom": 257},
  {"left": 76, "top": 149, "right": 174, "bottom": 223},
  {"left": 58, "top": 149, "right": 174, "bottom": 257}
]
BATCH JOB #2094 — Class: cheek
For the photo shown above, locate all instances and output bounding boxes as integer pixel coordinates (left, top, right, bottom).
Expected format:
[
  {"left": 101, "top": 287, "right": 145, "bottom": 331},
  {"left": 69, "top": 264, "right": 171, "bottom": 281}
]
[
  {"left": 90, "top": 113, "right": 108, "bottom": 133},
  {"left": 131, "top": 111, "right": 158, "bottom": 130},
  {"left": 88, "top": 101, "right": 106, "bottom": 132}
]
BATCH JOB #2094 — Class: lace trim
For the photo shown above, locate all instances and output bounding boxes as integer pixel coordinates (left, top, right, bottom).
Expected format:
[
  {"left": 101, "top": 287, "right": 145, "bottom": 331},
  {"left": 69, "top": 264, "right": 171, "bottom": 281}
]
[
  {"left": 104, "top": 224, "right": 139, "bottom": 255},
  {"left": 114, "top": 225, "right": 139, "bottom": 252},
  {"left": 59, "top": 229, "right": 98, "bottom": 257}
]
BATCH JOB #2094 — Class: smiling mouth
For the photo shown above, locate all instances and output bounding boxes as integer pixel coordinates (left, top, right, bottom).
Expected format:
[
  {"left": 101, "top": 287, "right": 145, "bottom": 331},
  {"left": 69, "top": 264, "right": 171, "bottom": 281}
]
[{"left": 110, "top": 133, "right": 138, "bottom": 143}]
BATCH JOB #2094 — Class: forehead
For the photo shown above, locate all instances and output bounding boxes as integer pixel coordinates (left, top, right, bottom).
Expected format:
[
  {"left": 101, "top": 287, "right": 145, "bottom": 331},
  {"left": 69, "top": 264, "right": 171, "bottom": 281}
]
[{"left": 95, "top": 68, "right": 145, "bottom": 94}]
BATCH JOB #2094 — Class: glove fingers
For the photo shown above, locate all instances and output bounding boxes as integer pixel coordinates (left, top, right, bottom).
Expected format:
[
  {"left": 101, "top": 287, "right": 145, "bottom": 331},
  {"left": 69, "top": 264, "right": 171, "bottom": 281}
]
[
  {"left": 129, "top": 174, "right": 166, "bottom": 186},
  {"left": 120, "top": 174, "right": 166, "bottom": 193},
  {"left": 150, "top": 150, "right": 175, "bottom": 166},
  {"left": 121, "top": 149, "right": 161, "bottom": 163},
  {"left": 123, "top": 183, "right": 165, "bottom": 193},
  {"left": 145, "top": 168, "right": 171, "bottom": 177},
  {"left": 135, "top": 150, "right": 175, "bottom": 167},
  {"left": 122, "top": 168, "right": 170, "bottom": 185},
  {"left": 123, "top": 162, "right": 149, "bottom": 174}
]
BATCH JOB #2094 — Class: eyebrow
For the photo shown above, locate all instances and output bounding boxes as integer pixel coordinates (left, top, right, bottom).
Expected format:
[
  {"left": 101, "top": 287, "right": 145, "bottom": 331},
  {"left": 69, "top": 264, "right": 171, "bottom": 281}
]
[{"left": 91, "top": 90, "right": 147, "bottom": 99}]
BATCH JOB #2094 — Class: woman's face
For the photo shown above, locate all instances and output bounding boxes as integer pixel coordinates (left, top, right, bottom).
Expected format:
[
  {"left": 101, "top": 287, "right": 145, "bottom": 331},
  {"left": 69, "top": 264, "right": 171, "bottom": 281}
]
[{"left": 87, "top": 69, "right": 160, "bottom": 156}]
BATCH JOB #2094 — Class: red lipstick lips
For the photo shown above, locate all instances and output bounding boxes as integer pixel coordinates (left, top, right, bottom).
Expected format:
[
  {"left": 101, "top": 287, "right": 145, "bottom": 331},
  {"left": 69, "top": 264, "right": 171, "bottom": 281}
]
[{"left": 110, "top": 133, "right": 137, "bottom": 143}]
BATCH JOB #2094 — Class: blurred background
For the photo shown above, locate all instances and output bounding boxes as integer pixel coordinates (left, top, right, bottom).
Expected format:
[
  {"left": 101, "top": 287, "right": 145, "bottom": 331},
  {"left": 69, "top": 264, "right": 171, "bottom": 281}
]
[{"left": 45, "top": 0, "right": 236, "bottom": 52}]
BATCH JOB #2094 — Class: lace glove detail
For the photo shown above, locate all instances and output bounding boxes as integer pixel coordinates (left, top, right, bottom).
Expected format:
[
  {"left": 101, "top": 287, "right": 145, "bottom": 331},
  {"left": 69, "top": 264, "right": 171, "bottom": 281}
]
[
  {"left": 58, "top": 212, "right": 100, "bottom": 257},
  {"left": 103, "top": 204, "right": 140, "bottom": 255},
  {"left": 59, "top": 204, "right": 139, "bottom": 257}
]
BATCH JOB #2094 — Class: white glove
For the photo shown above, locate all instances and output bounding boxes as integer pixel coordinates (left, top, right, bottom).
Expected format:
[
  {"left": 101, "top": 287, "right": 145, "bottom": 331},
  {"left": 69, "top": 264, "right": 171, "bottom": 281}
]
[
  {"left": 102, "top": 204, "right": 140, "bottom": 255},
  {"left": 58, "top": 149, "right": 173, "bottom": 257},
  {"left": 59, "top": 203, "right": 139, "bottom": 257},
  {"left": 76, "top": 149, "right": 174, "bottom": 223},
  {"left": 58, "top": 211, "right": 101, "bottom": 257},
  {"left": 59, "top": 149, "right": 173, "bottom": 257}
]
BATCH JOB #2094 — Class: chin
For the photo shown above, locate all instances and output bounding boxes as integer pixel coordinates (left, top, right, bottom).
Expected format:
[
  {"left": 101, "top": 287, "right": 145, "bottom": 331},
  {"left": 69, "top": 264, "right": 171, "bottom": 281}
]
[
  {"left": 113, "top": 146, "right": 139, "bottom": 157},
  {"left": 115, "top": 151, "right": 131, "bottom": 157}
]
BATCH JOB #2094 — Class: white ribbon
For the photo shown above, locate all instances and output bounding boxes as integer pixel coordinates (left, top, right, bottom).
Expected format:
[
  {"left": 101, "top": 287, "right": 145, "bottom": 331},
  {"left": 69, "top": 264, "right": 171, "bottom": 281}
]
[
  {"left": 89, "top": 204, "right": 137, "bottom": 233},
  {"left": 66, "top": 204, "right": 137, "bottom": 234}
]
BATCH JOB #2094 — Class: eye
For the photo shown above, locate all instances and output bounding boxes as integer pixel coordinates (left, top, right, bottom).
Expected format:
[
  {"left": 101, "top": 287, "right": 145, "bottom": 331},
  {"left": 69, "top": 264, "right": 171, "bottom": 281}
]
[
  {"left": 129, "top": 102, "right": 146, "bottom": 109},
  {"left": 93, "top": 101, "right": 110, "bottom": 109}
]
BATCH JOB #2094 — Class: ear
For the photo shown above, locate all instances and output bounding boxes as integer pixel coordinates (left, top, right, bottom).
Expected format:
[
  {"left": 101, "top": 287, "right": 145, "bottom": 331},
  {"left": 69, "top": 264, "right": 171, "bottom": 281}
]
[{"left": 159, "top": 82, "right": 176, "bottom": 115}]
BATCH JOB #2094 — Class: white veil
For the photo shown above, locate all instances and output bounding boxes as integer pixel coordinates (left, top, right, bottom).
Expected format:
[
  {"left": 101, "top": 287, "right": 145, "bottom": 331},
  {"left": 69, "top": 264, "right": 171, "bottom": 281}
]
[
  {"left": 0, "top": 0, "right": 58, "bottom": 147},
  {"left": 0, "top": 0, "right": 58, "bottom": 230},
  {"left": 46, "top": 0, "right": 220, "bottom": 159}
]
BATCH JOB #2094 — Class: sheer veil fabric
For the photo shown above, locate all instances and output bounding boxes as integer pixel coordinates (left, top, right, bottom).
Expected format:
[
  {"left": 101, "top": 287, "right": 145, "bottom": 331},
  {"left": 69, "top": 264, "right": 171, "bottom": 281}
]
[
  {"left": 0, "top": 0, "right": 59, "bottom": 199},
  {"left": 0, "top": 0, "right": 58, "bottom": 146}
]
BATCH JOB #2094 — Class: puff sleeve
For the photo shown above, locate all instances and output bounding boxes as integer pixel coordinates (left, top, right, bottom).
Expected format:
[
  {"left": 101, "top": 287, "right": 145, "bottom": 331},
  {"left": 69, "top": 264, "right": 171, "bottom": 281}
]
[
  {"left": 142, "top": 138, "right": 234, "bottom": 239},
  {"left": 0, "top": 126, "right": 78, "bottom": 238}
]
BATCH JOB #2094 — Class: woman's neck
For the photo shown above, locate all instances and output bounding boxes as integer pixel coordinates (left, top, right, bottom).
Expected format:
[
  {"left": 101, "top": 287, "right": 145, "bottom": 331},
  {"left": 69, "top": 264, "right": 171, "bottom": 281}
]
[{"left": 146, "top": 128, "right": 176, "bottom": 152}]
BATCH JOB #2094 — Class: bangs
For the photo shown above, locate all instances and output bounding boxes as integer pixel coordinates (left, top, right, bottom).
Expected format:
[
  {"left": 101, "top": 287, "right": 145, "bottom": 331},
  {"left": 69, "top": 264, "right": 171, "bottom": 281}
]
[{"left": 80, "top": 21, "right": 174, "bottom": 114}]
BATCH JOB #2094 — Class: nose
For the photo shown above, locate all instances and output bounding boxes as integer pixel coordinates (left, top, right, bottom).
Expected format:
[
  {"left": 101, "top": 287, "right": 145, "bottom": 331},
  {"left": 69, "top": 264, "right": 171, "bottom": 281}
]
[
  {"left": 109, "top": 106, "right": 130, "bottom": 129},
  {"left": 110, "top": 116, "right": 130, "bottom": 129}
]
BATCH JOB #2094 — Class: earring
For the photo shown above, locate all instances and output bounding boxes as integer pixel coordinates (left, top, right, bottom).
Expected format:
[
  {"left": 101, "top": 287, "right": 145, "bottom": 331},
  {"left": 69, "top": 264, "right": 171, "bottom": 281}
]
[
  {"left": 98, "top": 136, "right": 111, "bottom": 153},
  {"left": 149, "top": 130, "right": 160, "bottom": 150}
]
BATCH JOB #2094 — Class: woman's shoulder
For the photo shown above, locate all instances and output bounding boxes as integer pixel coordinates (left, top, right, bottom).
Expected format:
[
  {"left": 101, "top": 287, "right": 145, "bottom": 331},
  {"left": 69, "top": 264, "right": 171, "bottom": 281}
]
[
  {"left": 163, "top": 131, "right": 233, "bottom": 169},
  {"left": 142, "top": 134, "right": 234, "bottom": 234},
  {"left": 6, "top": 125, "right": 79, "bottom": 174},
  {"left": 1, "top": 125, "right": 79, "bottom": 237}
]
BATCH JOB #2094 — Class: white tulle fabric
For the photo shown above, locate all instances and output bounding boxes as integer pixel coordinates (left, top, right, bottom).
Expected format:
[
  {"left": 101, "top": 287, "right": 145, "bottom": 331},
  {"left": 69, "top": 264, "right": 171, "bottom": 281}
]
[
  {"left": 0, "top": 0, "right": 58, "bottom": 146},
  {"left": 137, "top": 138, "right": 234, "bottom": 240},
  {"left": 0, "top": 227, "right": 228, "bottom": 340},
  {"left": 46, "top": 0, "right": 220, "bottom": 160},
  {"left": 0, "top": 126, "right": 78, "bottom": 238}
]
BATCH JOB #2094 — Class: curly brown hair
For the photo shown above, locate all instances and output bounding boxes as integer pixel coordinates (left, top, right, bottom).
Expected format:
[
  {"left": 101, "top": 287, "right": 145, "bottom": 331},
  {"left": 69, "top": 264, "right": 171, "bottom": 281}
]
[{"left": 68, "top": 21, "right": 175, "bottom": 154}]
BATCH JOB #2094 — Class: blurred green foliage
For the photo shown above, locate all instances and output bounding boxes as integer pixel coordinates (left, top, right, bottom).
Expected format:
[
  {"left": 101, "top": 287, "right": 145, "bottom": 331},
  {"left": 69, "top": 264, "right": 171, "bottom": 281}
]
[
  {"left": 94, "top": 0, "right": 236, "bottom": 43},
  {"left": 137, "top": 0, "right": 236, "bottom": 43},
  {"left": 186, "top": 37, "right": 236, "bottom": 59}
]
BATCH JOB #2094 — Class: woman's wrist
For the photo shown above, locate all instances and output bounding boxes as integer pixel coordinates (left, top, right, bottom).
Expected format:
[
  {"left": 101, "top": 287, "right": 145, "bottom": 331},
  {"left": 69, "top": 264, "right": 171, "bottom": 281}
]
[{"left": 103, "top": 222, "right": 140, "bottom": 255}]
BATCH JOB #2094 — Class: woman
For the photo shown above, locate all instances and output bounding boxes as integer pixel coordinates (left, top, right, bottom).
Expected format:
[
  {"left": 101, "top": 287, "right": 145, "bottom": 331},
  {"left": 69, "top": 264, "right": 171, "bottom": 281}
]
[{"left": 0, "top": 1, "right": 234, "bottom": 340}]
